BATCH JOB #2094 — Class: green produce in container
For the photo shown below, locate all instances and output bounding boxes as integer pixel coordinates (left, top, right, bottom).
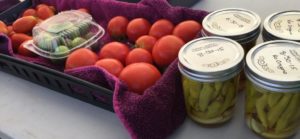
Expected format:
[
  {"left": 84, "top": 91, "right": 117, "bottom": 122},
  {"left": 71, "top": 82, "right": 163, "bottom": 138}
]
[
  {"left": 50, "top": 45, "right": 70, "bottom": 64},
  {"left": 178, "top": 37, "right": 244, "bottom": 125},
  {"left": 198, "top": 83, "right": 213, "bottom": 112},
  {"left": 23, "top": 10, "right": 105, "bottom": 62},
  {"left": 55, "top": 45, "right": 69, "bottom": 54},
  {"left": 245, "top": 40, "right": 300, "bottom": 139},
  {"left": 71, "top": 37, "right": 87, "bottom": 49}
]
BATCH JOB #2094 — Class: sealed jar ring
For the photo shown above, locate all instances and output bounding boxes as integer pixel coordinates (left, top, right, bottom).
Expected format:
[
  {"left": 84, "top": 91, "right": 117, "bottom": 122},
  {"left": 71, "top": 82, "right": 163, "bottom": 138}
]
[
  {"left": 178, "top": 36, "right": 244, "bottom": 125},
  {"left": 263, "top": 11, "right": 300, "bottom": 42},
  {"left": 201, "top": 8, "right": 261, "bottom": 53},
  {"left": 245, "top": 40, "right": 300, "bottom": 139}
]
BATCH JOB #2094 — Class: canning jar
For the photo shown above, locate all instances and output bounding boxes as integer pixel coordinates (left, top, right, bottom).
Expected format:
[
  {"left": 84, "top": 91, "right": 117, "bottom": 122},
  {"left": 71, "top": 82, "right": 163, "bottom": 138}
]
[
  {"left": 201, "top": 8, "right": 261, "bottom": 53},
  {"left": 178, "top": 37, "right": 244, "bottom": 125},
  {"left": 263, "top": 11, "right": 300, "bottom": 42},
  {"left": 245, "top": 40, "right": 300, "bottom": 138}
]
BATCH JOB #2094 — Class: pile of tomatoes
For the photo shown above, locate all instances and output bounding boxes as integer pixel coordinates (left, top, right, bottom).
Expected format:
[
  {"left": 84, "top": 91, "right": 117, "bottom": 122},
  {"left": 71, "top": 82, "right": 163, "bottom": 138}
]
[
  {"left": 1, "top": 4, "right": 203, "bottom": 94},
  {"left": 66, "top": 16, "right": 202, "bottom": 94}
]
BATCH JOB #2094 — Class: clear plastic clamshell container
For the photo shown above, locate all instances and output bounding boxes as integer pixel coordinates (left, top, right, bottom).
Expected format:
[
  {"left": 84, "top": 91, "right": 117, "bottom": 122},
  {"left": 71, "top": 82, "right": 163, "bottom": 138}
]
[{"left": 24, "top": 10, "right": 105, "bottom": 60}]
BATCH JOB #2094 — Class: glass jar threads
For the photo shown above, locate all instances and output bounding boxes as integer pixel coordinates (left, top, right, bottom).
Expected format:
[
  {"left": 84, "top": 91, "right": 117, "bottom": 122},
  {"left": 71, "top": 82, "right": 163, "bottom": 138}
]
[
  {"left": 263, "top": 11, "right": 300, "bottom": 42},
  {"left": 201, "top": 8, "right": 261, "bottom": 52},
  {"left": 178, "top": 37, "right": 244, "bottom": 125},
  {"left": 245, "top": 40, "right": 300, "bottom": 139}
]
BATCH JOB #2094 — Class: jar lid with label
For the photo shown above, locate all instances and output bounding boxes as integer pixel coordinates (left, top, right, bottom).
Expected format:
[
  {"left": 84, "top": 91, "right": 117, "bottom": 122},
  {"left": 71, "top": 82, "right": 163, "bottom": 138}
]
[
  {"left": 178, "top": 36, "right": 244, "bottom": 82},
  {"left": 263, "top": 11, "right": 300, "bottom": 42},
  {"left": 202, "top": 8, "right": 261, "bottom": 44},
  {"left": 245, "top": 40, "right": 300, "bottom": 92}
]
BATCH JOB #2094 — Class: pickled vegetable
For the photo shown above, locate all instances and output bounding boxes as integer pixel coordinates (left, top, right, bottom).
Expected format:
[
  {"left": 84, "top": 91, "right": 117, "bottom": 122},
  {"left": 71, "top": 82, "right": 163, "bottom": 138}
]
[
  {"left": 245, "top": 82, "right": 300, "bottom": 139},
  {"left": 182, "top": 75, "right": 239, "bottom": 124}
]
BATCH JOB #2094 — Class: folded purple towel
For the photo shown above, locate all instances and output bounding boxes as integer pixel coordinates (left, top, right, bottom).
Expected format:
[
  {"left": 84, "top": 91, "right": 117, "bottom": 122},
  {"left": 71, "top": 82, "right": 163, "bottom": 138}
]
[{"left": 1, "top": 0, "right": 208, "bottom": 138}]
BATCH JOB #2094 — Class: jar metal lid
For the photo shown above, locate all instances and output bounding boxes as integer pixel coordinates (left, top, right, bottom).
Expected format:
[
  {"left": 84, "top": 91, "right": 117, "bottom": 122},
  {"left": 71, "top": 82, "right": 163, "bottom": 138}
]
[
  {"left": 245, "top": 40, "right": 300, "bottom": 92},
  {"left": 202, "top": 8, "right": 261, "bottom": 38},
  {"left": 263, "top": 11, "right": 300, "bottom": 41},
  {"left": 178, "top": 37, "right": 244, "bottom": 82},
  {"left": 202, "top": 28, "right": 260, "bottom": 45}
]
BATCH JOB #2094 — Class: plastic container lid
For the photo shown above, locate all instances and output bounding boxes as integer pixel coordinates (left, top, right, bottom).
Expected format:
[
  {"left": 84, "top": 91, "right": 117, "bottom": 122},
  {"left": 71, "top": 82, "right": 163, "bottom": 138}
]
[
  {"left": 24, "top": 10, "right": 105, "bottom": 59},
  {"left": 202, "top": 8, "right": 261, "bottom": 40},
  {"left": 245, "top": 40, "right": 300, "bottom": 92},
  {"left": 263, "top": 11, "right": 300, "bottom": 41},
  {"left": 178, "top": 36, "right": 244, "bottom": 82}
]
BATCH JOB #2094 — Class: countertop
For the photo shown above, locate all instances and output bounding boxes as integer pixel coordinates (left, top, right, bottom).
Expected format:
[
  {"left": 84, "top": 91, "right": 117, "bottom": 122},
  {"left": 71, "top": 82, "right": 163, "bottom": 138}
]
[{"left": 0, "top": 0, "right": 300, "bottom": 139}]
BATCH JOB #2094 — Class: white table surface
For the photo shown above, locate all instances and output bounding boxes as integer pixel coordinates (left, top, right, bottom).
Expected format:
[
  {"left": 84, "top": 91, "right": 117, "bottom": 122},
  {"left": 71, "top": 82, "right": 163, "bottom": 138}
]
[{"left": 1, "top": 0, "right": 300, "bottom": 139}]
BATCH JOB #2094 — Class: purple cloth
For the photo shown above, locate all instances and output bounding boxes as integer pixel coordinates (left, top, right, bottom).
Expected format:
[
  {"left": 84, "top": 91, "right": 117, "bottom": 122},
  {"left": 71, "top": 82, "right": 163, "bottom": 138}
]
[{"left": 1, "top": 0, "right": 208, "bottom": 138}]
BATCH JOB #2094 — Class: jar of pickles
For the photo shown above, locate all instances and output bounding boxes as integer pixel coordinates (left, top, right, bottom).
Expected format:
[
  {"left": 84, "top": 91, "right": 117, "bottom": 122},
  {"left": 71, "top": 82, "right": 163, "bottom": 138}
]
[
  {"left": 263, "top": 11, "right": 300, "bottom": 42},
  {"left": 178, "top": 37, "right": 244, "bottom": 125},
  {"left": 201, "top": 8, "right": 261, "bottom": 91},
  {"left": 245, "top": 40, "right": 300, "bottom": 138},
  {"left": 201, "top": 8, "right": 261, "bottom": 53}
]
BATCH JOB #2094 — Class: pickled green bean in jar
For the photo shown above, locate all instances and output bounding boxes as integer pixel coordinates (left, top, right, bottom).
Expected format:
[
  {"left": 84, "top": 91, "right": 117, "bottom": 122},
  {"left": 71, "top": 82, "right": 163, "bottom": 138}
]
[
  {"left": 245, "top": 40, "right": 300, "bottom": 139},
  {"left": 201, "top": 8, "right": 261, "bottom": 92},
  {"left": 178, "top": 37, "right": 244, "bottom": 125},
  {"left": 201, "top": 8, "right": 261, "bottom": 53}
]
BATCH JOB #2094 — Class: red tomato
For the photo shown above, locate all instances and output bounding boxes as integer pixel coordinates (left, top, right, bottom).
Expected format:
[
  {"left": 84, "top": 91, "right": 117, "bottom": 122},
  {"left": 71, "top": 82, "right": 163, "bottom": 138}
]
[
  {"left": 7, "top": 26, "right": 12, "bottom": 33},
  {"left": 152, "top": 35, "right": 184, "bottom": 67},
  {"left": 18, "top": 41, "right": 37, "bottom": 57},
  {"left": 119, "top": 63, "right": 161, "bottom": 94},
  {"left": 0, "top": 21, "right": 7, "bottom": 34},
  {"left": 36, "top": 4, "right": 48, "bottom": 10},
  {"left": 126, "top": 18, "right": 151, "bottom": 42},
  {"left": 135, "top": 35, "right": 157, "bottom": 52},
  {"left": 107, "top": 16, "right": 129, "bottom": 39},
  {"left": 49, "top": 6, "right": 56, "bottom": 13},
  {"left": 98, "top": 42, "right": 130, "bottom": 64},
  {"left": 0, "top": 21, "right": 6, "bottom": 27},
  {"left": 7, "top": 26, "right": 14, "bottom": 36},
  {"left": 149, "top": 19, "right": 174, "bottom": 39},
  {"left": 78, "top": 8, "right": 89, "bottom": 14},
  {"left": 37, "top": 5, "right": 54, "bottom": 20},
  {"left": 95, "top": 58, "right": 124, "bottom": 77},
  {"left": 22, "top": 9, "right": 37, "bottom": 17},
  {"left": 173, "top": 20, "right": 202, "bottom": 42},
  {"left": 11, "top": 33, "right": 32, "bottom": 52},
  {"left": 126, "top": 48, "right": 153, "bottom": 65},
  {"left": 12, "top": 16, "right": 38, "bottom": 33},
  {"left": 65, "top": 48, "right": 98, "bottom": 70}
]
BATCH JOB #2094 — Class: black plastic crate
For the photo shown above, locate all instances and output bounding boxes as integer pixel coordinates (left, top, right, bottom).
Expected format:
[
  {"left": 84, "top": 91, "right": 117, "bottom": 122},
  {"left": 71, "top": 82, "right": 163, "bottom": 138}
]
[
  {"left": 0, "top": 0, "right": 198, "bottom": 112},
  {"left": 0, "top": 0, "right": 32, "bottom": 24},
  {"left": 0, "top": 54, "right": 115, "bottom": 111}
]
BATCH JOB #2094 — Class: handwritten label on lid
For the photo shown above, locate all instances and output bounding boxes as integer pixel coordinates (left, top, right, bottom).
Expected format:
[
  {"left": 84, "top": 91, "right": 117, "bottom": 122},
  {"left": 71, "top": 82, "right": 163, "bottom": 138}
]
[
  {"left": 248, "top": 41, "right": 300, "bottom": 82},
  {"left": 265, "top": 11, "right": 300, "bottom": 40},
  {"left": 203, "top": 8, "right": 260, "bottom": 36},
  {"left": 179, "top": 37, "right": 244, "bottom": 73}
]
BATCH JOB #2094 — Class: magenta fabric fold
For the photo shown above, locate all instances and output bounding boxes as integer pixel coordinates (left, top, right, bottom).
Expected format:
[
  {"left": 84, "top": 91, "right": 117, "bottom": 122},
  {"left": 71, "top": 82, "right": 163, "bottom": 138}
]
[{"left": 0, "top": 0, "right": 208, "bottom": 138}]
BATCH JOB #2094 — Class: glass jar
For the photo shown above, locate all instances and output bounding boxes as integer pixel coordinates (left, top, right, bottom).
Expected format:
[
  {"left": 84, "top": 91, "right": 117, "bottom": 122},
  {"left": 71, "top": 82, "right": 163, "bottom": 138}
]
[
  {"left": 263, "top": 11, "right": 300, "bottom": 42},
  {"left": 178, "top": 37, "right": 244, "bottom": 125},
  {"left": 201, "top": 8, "right": 261, "bottom": 91},
  {"left": 201, "top": 8, "right": 261, "bottom": 53},
  {"left": 245, "top": 40, "right": 300, "bottom": 138}
]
